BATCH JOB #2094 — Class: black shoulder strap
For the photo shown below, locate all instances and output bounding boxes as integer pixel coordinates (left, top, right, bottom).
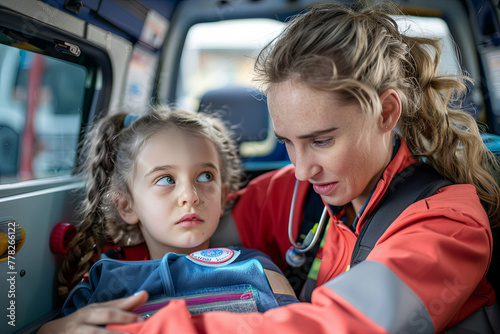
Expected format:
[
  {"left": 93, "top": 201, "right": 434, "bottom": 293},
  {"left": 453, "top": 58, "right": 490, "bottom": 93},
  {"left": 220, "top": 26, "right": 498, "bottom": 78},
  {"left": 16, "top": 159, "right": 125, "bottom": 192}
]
[{"left": 350, "top": 162, "right": 452, "bottom": 268}]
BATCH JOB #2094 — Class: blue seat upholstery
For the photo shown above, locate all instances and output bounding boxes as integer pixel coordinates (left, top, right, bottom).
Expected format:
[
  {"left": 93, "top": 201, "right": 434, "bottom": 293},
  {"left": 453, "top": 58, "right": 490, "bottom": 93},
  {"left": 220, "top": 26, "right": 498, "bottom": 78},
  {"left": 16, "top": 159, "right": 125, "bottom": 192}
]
[
  {"left": 482, "top": 133, "right": 500, "bottom": 153},
  {"left": 198, "top": 85, "right": 290, "bottom": 171}
]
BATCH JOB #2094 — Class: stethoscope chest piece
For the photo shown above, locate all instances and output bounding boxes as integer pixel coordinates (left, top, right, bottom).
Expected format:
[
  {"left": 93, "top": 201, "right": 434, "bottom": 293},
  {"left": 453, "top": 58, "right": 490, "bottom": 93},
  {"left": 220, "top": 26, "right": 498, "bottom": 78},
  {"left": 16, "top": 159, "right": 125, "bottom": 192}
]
[{"left": 285, "top": 245, "right": 307, "bottom": 267}]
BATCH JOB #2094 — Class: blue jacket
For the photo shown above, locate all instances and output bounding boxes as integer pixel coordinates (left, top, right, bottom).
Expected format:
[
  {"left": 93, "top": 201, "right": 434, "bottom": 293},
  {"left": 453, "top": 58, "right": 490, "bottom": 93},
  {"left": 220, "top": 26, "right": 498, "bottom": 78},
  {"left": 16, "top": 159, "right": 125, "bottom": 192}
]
[{"left": 62, "top": 247, "right": 299, "bottom": 317}]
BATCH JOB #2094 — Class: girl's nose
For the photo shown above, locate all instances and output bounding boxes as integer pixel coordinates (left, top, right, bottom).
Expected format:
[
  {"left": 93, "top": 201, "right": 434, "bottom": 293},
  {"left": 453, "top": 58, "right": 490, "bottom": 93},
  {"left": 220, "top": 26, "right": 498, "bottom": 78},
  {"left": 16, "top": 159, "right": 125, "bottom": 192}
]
[{"left": 177, "top": 185, "right": 200, "bottom": 207}]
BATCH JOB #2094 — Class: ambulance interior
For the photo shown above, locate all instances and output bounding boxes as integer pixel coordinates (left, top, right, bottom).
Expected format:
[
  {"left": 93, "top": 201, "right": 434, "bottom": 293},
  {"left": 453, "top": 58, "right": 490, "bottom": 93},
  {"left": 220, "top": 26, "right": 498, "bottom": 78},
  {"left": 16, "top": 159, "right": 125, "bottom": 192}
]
[{"left": 0, "top": 0, "right": 499, "bottom": 332}]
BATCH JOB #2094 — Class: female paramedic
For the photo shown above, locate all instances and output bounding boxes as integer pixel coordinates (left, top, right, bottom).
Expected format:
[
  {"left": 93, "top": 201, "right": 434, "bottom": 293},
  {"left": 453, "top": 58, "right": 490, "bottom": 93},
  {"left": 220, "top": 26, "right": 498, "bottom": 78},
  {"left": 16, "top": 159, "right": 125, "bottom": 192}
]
[{"left": 39, "top": 2, "right": 500, "bottom": 333}]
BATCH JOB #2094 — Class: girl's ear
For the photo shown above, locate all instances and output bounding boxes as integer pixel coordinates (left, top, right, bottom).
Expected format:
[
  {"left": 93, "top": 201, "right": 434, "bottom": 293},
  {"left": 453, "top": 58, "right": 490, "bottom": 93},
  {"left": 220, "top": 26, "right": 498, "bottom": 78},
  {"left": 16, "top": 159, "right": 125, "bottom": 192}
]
[
  {"left": 115, "top": 196, "right": 140, "bottom": 225},
  {"left": 379, "top": 89, "right": 401, "bottom": 132},
  {"left": 220, "top": 184, "right": 229, "bottom": 217}
]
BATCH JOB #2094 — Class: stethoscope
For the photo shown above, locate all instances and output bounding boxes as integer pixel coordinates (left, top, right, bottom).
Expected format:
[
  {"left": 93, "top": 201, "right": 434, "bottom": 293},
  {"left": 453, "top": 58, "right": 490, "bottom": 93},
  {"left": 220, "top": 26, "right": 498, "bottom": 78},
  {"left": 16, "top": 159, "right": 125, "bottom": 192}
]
[{"left": 285, "top": 179, "right": 329, "bottom": 267}]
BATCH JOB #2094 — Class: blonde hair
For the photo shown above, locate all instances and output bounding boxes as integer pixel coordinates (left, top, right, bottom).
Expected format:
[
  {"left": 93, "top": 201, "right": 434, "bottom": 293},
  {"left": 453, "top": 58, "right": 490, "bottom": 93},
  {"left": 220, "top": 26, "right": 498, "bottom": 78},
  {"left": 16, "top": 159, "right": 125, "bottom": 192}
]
[
  {"left": 58, "top": 107, "right": 242, "bottom": 299},
  {"left": 255, "top": 3, "right": 500, "bottom": 225}
]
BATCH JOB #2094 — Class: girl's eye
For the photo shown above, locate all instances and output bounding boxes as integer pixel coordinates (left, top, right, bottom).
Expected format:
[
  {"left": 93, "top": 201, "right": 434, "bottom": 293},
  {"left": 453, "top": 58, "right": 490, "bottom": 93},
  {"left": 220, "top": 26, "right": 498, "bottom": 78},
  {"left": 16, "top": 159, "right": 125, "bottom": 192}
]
[
  {"left": 198, "top": 172, "right": 213, "bottom": 182},
  {"left": 156, "top": 176, "right": 175, "bottom": 185}
]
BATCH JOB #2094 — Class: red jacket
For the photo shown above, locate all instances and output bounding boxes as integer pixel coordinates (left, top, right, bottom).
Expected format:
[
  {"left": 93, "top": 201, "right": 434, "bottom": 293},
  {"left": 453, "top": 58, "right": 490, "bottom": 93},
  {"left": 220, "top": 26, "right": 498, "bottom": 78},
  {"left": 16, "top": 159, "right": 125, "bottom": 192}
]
[{"left": 108, "top": 139, "right": 495, "bottom": 333}]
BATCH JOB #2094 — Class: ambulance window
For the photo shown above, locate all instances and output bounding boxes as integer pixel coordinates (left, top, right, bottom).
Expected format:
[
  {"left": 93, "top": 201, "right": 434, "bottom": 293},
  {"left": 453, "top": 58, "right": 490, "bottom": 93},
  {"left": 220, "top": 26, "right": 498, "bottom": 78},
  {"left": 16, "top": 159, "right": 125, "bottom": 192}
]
[
  {"left": 395, "top": 15, "right": 462, "bottom": 75},
  {"left": 176, "top": 19, "right": 285, "bottom": 111},
  {"left": 176, "top": 16, "right": 463, "bottom": 110},
  {"left": 0, "top": 43, "right": 87, "bottom": 184}
]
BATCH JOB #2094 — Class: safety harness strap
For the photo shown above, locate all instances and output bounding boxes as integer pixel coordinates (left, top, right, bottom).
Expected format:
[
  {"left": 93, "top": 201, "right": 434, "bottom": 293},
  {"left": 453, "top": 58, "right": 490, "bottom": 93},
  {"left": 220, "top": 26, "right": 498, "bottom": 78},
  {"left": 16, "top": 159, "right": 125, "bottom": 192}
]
[{"left": 350, "top": 162, "right": 452, "bottom": 267}]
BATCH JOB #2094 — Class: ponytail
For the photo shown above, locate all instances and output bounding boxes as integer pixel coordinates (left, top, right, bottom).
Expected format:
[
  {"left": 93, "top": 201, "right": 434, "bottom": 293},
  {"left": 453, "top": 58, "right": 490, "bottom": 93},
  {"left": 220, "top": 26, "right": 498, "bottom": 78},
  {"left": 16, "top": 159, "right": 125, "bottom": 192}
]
[
  {"left": 398, "top": 35, "right": 500, "bottom": 226},
  {"left": 58, "top": 113, "right": 126, "bottom": 300}
]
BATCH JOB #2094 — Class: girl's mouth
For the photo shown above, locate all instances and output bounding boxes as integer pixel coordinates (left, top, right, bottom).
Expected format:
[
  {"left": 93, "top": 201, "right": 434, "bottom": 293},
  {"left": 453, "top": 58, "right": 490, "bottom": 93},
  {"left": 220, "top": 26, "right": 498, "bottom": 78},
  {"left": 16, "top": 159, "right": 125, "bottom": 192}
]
[{"left": 177, "top": 214, "right": 204, "bottom": 227}]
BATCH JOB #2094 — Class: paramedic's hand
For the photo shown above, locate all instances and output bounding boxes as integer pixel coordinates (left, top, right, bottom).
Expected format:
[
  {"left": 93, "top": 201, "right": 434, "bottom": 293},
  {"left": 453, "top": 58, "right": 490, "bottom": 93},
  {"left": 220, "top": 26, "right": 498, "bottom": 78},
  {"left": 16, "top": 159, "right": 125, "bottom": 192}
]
[{"left": 37, "top": 290, "right": 149, "bottom": 334}]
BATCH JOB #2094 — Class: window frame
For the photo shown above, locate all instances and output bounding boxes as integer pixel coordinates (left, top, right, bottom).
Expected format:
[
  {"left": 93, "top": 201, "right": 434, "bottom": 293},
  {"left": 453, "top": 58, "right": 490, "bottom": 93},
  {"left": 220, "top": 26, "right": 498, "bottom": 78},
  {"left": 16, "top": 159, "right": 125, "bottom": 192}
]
[{"left": 0, "top": 6, "right": 113, "bottom": 188}]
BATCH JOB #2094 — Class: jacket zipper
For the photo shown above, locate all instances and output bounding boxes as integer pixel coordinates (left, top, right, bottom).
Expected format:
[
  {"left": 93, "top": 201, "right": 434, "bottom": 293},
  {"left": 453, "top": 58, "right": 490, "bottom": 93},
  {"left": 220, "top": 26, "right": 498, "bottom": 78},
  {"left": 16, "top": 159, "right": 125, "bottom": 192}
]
[{"left": 135, "top": 291, "right": 254, "bottom": 314}]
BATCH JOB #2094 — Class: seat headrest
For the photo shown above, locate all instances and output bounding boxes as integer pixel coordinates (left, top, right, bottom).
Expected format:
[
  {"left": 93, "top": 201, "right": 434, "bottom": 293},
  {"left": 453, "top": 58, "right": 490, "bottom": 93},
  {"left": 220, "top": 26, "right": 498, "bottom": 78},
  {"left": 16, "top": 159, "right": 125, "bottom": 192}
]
[{"left": 198, "top": 85, "right": 269, "bottom": 144}]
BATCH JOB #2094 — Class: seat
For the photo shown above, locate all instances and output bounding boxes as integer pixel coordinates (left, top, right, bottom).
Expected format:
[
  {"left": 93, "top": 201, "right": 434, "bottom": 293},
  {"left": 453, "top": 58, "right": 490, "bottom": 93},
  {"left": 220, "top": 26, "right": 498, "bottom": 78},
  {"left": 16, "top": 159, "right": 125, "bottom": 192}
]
[{"left": 198, "top": 85, "right": 290, "bottom": 175}]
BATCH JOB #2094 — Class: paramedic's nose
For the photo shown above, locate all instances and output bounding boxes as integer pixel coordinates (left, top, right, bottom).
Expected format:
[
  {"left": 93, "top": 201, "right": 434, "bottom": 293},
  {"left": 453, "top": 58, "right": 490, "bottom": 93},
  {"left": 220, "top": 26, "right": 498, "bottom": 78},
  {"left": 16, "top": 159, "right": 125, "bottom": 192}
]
[
  {"left": 293, "top": 150, "right": 320, "bottom": 181},
  {"left": 178, "top": 184, "right": 200, "bottom": 207}
]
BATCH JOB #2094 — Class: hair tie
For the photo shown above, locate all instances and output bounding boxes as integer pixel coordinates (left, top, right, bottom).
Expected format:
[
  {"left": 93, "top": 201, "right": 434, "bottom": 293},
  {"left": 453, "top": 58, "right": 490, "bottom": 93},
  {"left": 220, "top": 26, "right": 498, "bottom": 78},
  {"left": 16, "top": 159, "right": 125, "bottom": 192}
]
[{"left": 123, "top": 114, "right": 140, "bottom": 128}]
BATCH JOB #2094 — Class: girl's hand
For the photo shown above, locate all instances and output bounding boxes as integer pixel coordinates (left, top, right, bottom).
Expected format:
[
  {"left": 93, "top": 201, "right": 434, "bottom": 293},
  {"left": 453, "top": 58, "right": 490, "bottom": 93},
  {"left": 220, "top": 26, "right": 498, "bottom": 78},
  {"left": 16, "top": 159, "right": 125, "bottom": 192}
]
[{"left": 38, "top": 290, "right": 149, "bottom": 334}]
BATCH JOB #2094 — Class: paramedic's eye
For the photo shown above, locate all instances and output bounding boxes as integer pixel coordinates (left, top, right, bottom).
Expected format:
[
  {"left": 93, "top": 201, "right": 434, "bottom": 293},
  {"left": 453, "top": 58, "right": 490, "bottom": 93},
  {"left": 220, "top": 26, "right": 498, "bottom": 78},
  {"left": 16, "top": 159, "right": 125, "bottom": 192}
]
[
  {"left": 274, "top": 134, "right": 288, "bottom": 145},
  {"left": 313, "top": 138, "right": 333, "bottom": 147},
  {"left": 157, "top": 176, "right": 175, "bottom": 185},
  {"left": 198, "top": 172, "right": 213, "bottom": 182},
  {"left": 276, "top": 137, "right": 289, "bottom": 145}
]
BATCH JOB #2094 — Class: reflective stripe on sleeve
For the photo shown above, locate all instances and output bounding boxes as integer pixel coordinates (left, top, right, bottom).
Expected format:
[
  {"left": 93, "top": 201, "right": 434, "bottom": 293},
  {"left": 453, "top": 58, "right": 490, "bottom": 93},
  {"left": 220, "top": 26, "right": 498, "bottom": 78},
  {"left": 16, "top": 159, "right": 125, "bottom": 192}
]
[{"left": 323, "top": 260, "right": 434, "bottom": 334}]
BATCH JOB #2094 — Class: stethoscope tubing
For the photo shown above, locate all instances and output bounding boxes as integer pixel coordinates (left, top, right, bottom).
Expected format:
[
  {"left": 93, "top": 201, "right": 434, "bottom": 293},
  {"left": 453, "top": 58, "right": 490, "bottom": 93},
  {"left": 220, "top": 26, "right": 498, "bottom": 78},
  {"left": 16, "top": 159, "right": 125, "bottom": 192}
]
[{"left": 288, "top": 179, "right": 329, "bottom": 253}]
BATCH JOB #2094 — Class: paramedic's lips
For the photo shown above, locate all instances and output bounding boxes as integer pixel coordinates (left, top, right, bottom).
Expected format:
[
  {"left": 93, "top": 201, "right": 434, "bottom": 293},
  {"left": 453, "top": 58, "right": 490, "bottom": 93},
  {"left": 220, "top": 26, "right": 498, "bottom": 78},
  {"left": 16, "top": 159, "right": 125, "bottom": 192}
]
[
  {"left": 312, "top": 182, "right": 338, "bottom": 196},
  {"left": 177, "top": 214, "right": 204, "bottom": 227}
]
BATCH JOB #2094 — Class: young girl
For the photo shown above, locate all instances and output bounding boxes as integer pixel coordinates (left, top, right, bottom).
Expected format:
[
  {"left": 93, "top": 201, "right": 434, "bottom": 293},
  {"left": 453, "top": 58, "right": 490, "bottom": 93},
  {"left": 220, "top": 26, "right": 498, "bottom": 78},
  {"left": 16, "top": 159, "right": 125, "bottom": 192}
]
[{"left": 51, "top": 108, "right": 297, "bottom": 323}]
